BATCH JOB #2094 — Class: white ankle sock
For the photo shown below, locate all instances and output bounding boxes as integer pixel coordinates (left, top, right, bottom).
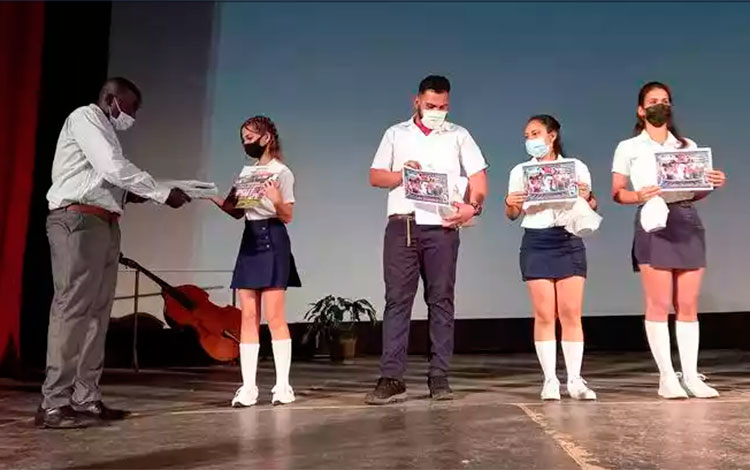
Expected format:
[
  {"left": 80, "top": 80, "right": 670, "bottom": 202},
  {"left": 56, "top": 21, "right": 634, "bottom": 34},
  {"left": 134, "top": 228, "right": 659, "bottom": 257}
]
[
  {"left": 561, "top": 341, "right": 584, "bottom": 381},
  {"left": 675, "top": 320, "right": 700, "bottom": 379},
  {"left": 534, "top": 340, "right": 557, "bottom": 381},
  {"left": 240, "top": 343, "right": 260, "bottom": 388},
  {"left": 272, "top": 339, "right": 292, "bottom": 387},
  {"left": 644, "top": 320, "right": 675, "bottom": 378}
]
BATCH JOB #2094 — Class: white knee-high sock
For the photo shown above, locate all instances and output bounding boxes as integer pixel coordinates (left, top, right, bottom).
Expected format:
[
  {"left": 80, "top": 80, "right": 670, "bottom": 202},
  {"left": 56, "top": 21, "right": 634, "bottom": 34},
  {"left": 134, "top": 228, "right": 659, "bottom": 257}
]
[
  {"left": 561, "top": 341, "right": 584, "bottom": 381},
  {"left": 535, "top": 341, "right": 557, "bottom": 381},
  {"left": 272, "top": 339, "right": 292, "bottom": 387},
  {"left": 645, "top": 320, "right": 675, "bottom": 378},
  {"left": 675, "top": 320, "right": 700, "bottom": 379},
  {"left": 240, "top": 343, "right": 260, "bottom": 388}
]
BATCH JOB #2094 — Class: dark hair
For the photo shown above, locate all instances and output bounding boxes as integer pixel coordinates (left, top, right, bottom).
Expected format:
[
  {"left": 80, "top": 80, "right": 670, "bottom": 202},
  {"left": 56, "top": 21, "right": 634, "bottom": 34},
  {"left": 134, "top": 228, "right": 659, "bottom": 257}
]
[
  {"left": 103, "top": 77, "right": 142, "bottom": 106},
  {"left": 418, "top": 75, "right": 450, "bottom": 94},
  {"left": 240, "top": 115, "right": 283, "bottom": 160},
  {"left": 633, "top": 81, "right": 687, "bottom": 148},
  {"left": 528, "top": 114, "right": 566, "bottom": 157}
]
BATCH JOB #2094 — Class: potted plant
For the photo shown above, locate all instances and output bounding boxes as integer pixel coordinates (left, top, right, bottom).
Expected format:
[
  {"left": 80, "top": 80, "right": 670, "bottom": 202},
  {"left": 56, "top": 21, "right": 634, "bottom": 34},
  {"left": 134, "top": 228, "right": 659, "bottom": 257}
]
[{"left": 302, "top": 295, "right": 377, "bottom": 362}]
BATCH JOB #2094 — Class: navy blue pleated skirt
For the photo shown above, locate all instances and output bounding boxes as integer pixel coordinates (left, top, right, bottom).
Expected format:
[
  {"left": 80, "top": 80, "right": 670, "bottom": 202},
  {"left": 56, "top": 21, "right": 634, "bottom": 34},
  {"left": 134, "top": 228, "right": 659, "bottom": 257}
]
[
  {"left": 632, "top": 201, "right": 706, "bottom": 272},
  {"left": 520, "top": 227, "right": 587, "bottom": 281},
  {"left": 231, "top": 218, "right": 301, "bottom": 290}
]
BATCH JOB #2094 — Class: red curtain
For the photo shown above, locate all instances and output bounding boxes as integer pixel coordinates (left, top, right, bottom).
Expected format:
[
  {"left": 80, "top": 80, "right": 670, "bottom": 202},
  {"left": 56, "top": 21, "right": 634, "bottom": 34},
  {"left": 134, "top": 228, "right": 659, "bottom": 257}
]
[{"left": 0, "top": 2, "right": 45, "bottom": 364}]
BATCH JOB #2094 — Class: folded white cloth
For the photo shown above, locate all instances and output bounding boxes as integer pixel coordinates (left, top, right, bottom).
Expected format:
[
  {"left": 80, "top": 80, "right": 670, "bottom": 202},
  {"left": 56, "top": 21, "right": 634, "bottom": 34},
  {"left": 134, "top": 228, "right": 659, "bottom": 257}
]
[
  {"left": 159, "top": 180, "right": 218, "bottom": 199},
  {"left": 556, "top": 197, "right": 602, "bottom": 237},
  {"left": 640, "top": 196, "right": 669, "bottom": 233}
]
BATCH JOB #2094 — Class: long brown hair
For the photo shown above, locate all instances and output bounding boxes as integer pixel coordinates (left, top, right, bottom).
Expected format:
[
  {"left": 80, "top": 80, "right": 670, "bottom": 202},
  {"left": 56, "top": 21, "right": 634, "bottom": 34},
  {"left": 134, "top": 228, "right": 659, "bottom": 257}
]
[
  {"left": 633, "top": 81, "right": 688, "bottom": 148},
  {"left": 240, "top": 115, "right": 283, "bottom": 160}
]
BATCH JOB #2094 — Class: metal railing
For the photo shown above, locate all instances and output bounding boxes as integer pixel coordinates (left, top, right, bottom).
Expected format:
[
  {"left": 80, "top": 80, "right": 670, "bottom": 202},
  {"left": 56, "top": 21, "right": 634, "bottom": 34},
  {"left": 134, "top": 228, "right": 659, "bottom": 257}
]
[{"left": 116, "top": 268, "right": 236, "bottom": 371}]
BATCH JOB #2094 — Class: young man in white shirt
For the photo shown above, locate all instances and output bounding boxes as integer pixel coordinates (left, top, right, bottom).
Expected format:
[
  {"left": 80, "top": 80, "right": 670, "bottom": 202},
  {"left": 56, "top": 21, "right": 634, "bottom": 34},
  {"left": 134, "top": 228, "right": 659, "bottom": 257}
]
[
  {"left": 36, "top": 77, "right": 191, "bottom": 429},
  {"left": 366, "top": 75, "right": 488, "bottom": 404}
]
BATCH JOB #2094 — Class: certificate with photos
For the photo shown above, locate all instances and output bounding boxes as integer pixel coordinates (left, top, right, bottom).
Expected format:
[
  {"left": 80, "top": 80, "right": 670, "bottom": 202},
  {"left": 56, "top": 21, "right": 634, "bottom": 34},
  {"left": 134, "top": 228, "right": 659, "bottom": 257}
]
[
  {"left": 403, "top": 167, "right": 450, "bottom": 207},
  {"left": 522, "top": 160, "right": 578, "bottom": 203},
  {"left": 232, "top": 166, "right": 277, "bottom": 209},
  {"left": 655, "top": 148, "right": 713, "bottom": 192}
]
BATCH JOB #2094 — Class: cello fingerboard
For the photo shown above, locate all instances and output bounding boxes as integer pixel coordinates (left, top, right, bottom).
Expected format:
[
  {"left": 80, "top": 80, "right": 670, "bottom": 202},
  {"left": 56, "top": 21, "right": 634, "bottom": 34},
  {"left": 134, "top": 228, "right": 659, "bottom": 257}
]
[{"left": 119, "top": 256, "right": 196, "bottom": 310}]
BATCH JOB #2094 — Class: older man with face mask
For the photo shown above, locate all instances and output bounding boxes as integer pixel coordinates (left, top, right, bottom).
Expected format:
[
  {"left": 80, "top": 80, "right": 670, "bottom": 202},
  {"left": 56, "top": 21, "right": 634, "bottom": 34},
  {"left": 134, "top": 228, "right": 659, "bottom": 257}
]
[
  {"left": 366, "top": 75, "right": 488, "bottom": 405},
  {"left": 36, "top": 77, "right": 191, "bottom": 429}
]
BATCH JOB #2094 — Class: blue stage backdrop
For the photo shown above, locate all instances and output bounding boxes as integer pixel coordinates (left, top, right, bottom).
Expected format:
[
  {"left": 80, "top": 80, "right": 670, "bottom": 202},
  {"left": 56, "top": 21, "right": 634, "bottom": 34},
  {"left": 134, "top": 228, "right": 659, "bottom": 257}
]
[{"left": 107, "top": 2, "right": 750, "bottom": 322}]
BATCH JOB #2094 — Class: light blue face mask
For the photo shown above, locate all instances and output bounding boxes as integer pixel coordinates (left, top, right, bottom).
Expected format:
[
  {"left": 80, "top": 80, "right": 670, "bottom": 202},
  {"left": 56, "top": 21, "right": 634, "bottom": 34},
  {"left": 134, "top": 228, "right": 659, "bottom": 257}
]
[{"left": 525, "top": 138, "right": 550, "bottom": 159}]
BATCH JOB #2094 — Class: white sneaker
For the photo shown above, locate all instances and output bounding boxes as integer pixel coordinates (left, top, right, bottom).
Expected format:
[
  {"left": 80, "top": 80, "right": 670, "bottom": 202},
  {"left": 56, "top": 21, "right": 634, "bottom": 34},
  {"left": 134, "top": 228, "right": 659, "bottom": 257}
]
[
  {"left": 658, "top": 373, "right": 689, "bottom": 399},
  {"left": 271, "top": 384, "right": 296, "bottom": 405},
  {"left": 567, "top": 377, "right": 597, "bottom": 400},
  {"left": 541, "top": 377, "right": 561, "bottom": 401},
  {"left": 231, "top": 385, "right": 259, "bottom": 407},
  {"left": 679, "top": 373, "right": 719, "bottom": 399}
]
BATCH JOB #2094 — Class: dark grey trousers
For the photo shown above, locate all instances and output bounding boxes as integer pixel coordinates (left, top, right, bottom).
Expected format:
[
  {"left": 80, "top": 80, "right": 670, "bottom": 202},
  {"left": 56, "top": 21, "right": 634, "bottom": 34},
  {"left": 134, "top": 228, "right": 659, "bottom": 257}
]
[
  {"left": 380, "top": 216, "right": 460, "bottom": 379},
  {"left": 42, "top": 210, "right": 120, "bottom": 409}
]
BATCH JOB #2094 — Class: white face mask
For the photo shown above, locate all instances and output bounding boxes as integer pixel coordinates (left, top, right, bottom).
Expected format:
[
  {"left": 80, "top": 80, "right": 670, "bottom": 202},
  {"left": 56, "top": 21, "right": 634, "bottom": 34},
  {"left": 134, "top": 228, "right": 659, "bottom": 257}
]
[
  {"left": 525, "top": 137, "right": 550, "bottom": 159},
  {"left": 420, "top": 109, "right": 447, "bottom": 130},
  {"left": 109, "top": 98, "right": 135, "bottom": 131}
]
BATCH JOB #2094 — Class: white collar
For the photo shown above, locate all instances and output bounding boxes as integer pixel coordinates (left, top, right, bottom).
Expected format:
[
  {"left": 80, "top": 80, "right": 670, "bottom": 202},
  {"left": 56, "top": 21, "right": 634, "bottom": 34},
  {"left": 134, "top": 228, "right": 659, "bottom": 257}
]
[
  {"left": 529, "top": 154, "right": 564, "bottom": 162},
  {"left": 639, "top": 130, "right": 680, "bottom": 146}
]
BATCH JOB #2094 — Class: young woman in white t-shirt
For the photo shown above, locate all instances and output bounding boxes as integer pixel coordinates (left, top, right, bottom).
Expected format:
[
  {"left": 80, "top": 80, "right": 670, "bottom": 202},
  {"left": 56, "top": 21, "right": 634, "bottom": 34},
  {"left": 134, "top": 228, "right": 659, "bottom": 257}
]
[
  {"left": 211, "top": 116, "right": 301, "bottom": 407},
  {"left": 505, "top": 115, "right": 598, "bottom": 401},
  {"left": 611, "top": 82, "right": 726, "bottom": 399}
]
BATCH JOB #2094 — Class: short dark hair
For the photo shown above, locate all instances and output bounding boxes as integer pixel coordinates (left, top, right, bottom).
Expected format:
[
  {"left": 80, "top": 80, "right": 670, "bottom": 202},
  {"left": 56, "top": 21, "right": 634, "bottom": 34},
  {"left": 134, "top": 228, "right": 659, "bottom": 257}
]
[
  {"left": 418, "top": 75, "right": 450, "bottom": 94},
  {"left": 103, "top": 77, "right": 142, "bottom": 106}
]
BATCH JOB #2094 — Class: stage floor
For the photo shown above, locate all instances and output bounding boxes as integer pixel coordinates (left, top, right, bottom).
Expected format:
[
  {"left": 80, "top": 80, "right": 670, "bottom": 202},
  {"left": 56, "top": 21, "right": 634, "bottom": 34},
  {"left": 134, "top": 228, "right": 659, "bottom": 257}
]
[{"left": 2, "top": 351, "right": 750, "bottom": 470}]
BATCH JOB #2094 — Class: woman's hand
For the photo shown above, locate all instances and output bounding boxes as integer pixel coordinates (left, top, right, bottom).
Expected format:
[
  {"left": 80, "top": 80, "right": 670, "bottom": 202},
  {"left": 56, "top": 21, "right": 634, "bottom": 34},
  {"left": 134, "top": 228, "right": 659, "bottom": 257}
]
[
  {"left": 706, "top": 169, "right": 726, "bottom": 188},
  {"left": 578, "top": 182, "right": 591, "bottom": 200},
  {"left": 505, "top": 191, "right": 526, "bottom": 208},
  {"left": 265, "top": 179, "right": 283, "bottom": 206},
  {"left": 636, "top": 185, "right": 661, "bottom": 204}
]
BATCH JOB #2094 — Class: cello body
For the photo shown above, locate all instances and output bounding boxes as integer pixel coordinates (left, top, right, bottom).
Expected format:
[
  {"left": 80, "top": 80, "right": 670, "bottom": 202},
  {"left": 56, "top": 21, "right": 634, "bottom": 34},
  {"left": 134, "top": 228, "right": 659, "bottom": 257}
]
[
  {"left": 161, "top": 285, "right": 242, "bottom": 362},
  {"left": 119, "top": 255, "right": 242, "bottom": 362}
]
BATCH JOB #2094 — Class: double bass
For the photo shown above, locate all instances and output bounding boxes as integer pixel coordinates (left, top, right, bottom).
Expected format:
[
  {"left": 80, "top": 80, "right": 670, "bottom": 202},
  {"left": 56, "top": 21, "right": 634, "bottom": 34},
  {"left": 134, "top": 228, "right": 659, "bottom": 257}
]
[{"left": 119, "top": 254, "right": 241, "bottom": 362}]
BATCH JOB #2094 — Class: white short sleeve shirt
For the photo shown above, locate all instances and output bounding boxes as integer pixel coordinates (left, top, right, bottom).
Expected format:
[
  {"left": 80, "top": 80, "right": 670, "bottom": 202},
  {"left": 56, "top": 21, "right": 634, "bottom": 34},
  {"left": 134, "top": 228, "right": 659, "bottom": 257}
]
[
  {"left": 508, "top": 155, "right": 592, "bottom": 229},
  {"left": 371, "top": 118, "right": 488, "bottom": 223},
  {"left": 238, "top": 158, "right": 295, "bottom": 221},
  {"left": 612, "top": 130, "right": 697, "bottom": 204}
]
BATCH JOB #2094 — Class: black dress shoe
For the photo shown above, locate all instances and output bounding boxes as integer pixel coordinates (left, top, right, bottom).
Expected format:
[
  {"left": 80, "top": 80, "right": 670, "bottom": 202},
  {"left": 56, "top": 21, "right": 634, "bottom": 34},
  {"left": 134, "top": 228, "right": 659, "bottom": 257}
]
[
  {"left": 72, "top": 400, "right": 130, "bottom": 420},
  {"left": 34, "top": 405, "right": 97, "bottom": 429}
]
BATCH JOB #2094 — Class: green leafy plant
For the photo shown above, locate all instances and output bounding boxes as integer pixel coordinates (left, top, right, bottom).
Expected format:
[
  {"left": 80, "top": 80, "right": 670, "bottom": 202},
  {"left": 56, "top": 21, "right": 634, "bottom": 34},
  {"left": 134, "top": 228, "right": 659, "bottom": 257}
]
[{"left": 302, "top": 295, "right": 377, "bottom": 345}]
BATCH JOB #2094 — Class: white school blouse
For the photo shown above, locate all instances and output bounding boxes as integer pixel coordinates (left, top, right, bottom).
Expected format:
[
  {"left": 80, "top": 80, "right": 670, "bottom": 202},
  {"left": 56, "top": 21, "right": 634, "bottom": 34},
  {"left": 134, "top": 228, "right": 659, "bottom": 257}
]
[
  {"left": 611, "top": 130, "right": 697, "bottom": 204},
  {"left": 507, "top": 155, "right": 592, "bottom": 229},
  {"left": 238, "top": 158, "right": 295, "bottom": 221}
]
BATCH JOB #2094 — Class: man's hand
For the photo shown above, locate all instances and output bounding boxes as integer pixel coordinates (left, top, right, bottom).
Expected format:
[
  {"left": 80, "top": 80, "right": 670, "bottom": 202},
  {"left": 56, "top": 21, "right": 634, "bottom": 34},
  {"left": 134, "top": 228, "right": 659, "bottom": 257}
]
[
  {"left": 636, "top": 186, "right": 661, "bottom": 204},
  {"left": 442, "top": 202, "right": 475, "bottom": 228},
  {"left": 165, "top": 188, "right": 191, "bottom": 208},
  {"left": 403, "top": 160, "right": 422, "bottom": 170},
  {"left": 126, "top": 192, "right": 148, "bottom": 204}
]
